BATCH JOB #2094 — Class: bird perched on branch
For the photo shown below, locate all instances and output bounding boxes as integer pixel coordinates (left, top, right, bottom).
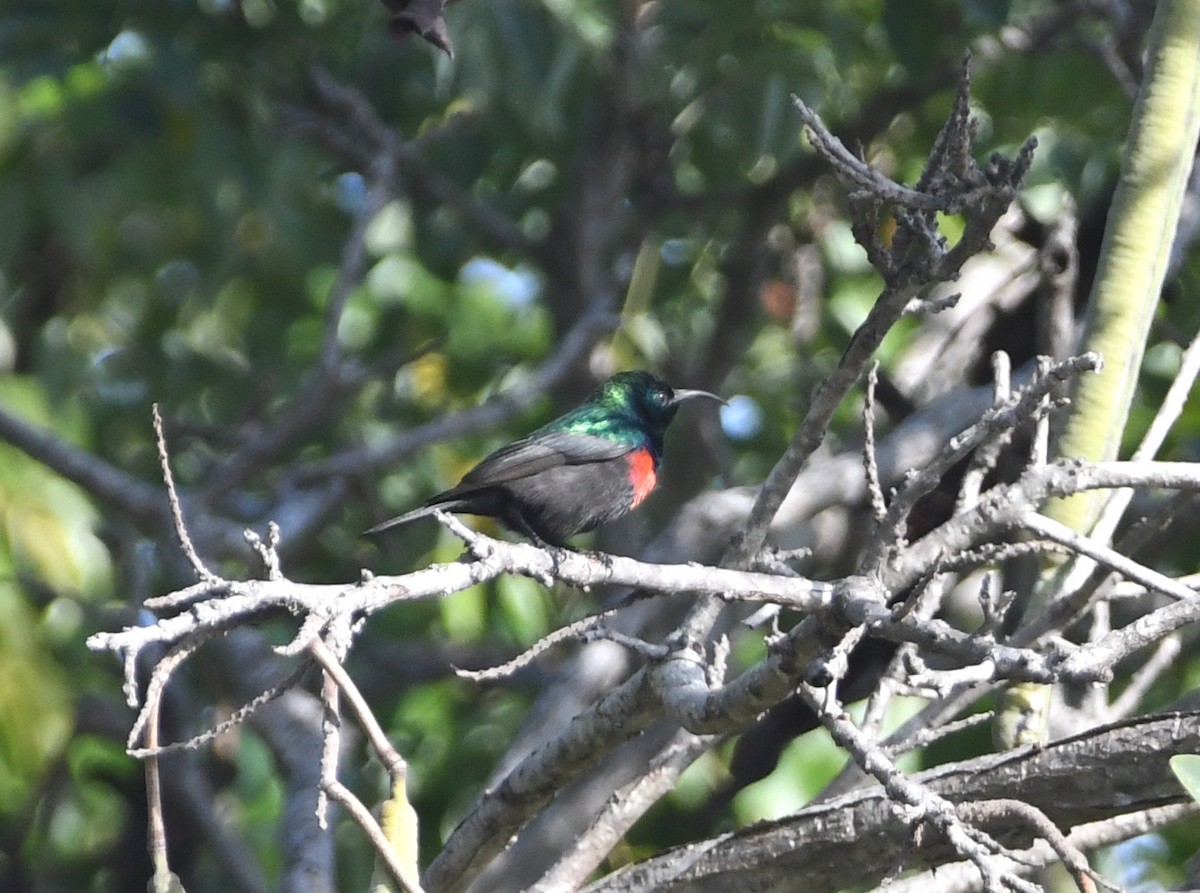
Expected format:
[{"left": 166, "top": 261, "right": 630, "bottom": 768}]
[{"left": 365, "top": 371, "right": 722, "bottom": 547}]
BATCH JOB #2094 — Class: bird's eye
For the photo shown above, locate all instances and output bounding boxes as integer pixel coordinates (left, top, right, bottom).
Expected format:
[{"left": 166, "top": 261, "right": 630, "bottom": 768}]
[{"left": 655, "top": 389, "right": 670, "bottom": 405}]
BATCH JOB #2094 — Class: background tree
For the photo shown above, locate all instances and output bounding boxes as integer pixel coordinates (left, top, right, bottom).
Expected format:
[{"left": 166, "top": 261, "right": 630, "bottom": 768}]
[{"left": 2, "top": 1, "right": 1200, "bottom": 892}]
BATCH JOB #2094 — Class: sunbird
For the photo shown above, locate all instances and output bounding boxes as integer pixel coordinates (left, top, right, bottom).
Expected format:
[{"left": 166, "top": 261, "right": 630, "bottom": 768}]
[{"left": 366, "top": 371, "right": 722, "bottom": 546}]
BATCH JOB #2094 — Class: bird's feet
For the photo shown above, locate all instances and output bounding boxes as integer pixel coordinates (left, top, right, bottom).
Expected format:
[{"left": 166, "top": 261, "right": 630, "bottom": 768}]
[{"left": 571, "top": 547, "right": 613, "bottom": 570}]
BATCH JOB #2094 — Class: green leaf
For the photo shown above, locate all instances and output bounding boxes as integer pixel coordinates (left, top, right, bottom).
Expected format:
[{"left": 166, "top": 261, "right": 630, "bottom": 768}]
[{"left": 1170, "top": 754, "right": 1200, "bottom": 804}]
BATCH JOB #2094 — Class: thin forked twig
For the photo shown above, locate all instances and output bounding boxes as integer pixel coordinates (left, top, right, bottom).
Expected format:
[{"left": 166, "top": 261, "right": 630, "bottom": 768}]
[
  {"left": 152, "top": 403, "right": 214, "bottom": 581},
  {"left": 309, "top": 633, "right": 424, "bottom": 892},
  {"left": 955, "top": 800, "right": 1098, "bottom": 893},
  {"left": 130, "top": 660, "right": 312, "bottom": 759},
  {"left": 311, "top": 633, "right": 424, "bottom": 893},
  {"left": 454, "top": 606, "right": 624, "bottom": 682}
]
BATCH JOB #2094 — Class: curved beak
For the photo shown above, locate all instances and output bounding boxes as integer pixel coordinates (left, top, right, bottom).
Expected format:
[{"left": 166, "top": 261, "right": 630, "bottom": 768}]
[{"left": 671, "top": 388, "right": 726, "bottom": 407}]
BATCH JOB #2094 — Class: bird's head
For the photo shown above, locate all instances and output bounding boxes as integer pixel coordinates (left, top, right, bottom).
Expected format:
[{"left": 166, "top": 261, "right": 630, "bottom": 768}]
[{"left": 602, "top": 370, "right": 724, "bottom": 432}]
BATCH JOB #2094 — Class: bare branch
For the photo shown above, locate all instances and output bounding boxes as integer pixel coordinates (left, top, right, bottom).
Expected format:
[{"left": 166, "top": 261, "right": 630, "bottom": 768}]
[
  {"left": 1052, "top": 321, "right": 1200, "bottom": 615},
  {"left": 955, "top": 799, "right": 1096, "bottom": 893},
  {"left": 882, "top": 711, "right": 995, "bottom": 758},
  {"left": 863, "top": 361, "right": 888, "bottom": 524},
  {"left": 863, "top": 353, "right": 1102, "bottom": 573},
  {"left": 423, "top": 668, "right": 660, "bottom": 893},
  {"left": 1107, "top": 634, "right": 1182, "bottom": 719},
  {"left": 326, "top": 779, "right": 426, "bottom": 893},
  {"left": 888, "top": 804, "right": 1197, "bottom": 893},
  {"left": 310, "top": 638, "right": 424, "bottom": 893},
  {"left": 454, "top": 607, "right": 623, "bottom": 683},
  {"left": 731, "top": 69, "right": 1036, "bottom": 569},
  {"left": 145, "top": 696, "right": 176, "bottom": 893},
  {"left": 885, "top": 460, "right": 1200, "bottom": 593},
  {"left": 1021, "top": 512, "right": 1198, "bottom": 602},
  {"left": 526, "top": 731, "right": 719, "bottom": 893},
  {"left": 583, "top": 712, "right": 1200, "bottom": 893},
  {"left": 244, "top": 522, "right": 284, "bottom": 582},
  {"left": 130, "top": 661, "right": 311, "bottom": 759},
  {"left": 799, "top": 684, "right": 1044, "bottom": 893}
]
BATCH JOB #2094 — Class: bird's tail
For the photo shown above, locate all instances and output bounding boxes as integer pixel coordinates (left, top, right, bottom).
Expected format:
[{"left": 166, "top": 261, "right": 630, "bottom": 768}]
[{"left": 362, "top": 503, "right": 445, "bottom": 537}]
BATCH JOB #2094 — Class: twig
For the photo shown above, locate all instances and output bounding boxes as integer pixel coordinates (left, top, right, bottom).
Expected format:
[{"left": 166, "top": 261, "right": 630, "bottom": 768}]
[
  {"left": 153, "top": 403, "right": 214, "bottom": 581},
  {"left": 422, "top": 667, "right": 660, "bottom": 893},
  {"left": 1030, "top": 356, "right": 1052, "bottom": 467},
  {"left": 730, "top": 68, "right": 1035, "bottom": 569},
  {"left": 1020, "top": 512, "right": 1198, "bottom": 602},
  {"left": 326, "top": 779, "right": 427, "bottom": 893},
  {"left": 581, "top": 626, "right": 669, "bottom": 659},
  {"left": 864, "top": 353, "right": 1101, "bottom": 574},
  {"left": 884, "top": 459, "right": 1200, "bottom": 594},
  {"left": 316, "top": 671, "right": 338, "bottom": 830},
  {"left": 525, "top": 730, "right": 720, "bottom": 893},
  {"left": 144, "top": 579, "right": 226, "bottom": 612},
  {"left": 127, "top": 633, "right": 210, "bottom": 749},
  {"left": 130, "top": 660, "right": 312, "bottom": 758},
  {"left": 1053, "top": 323, "right": 1200, "bottom": 610},
  {"left": 797, "top": 683, "right": 1034, "bottom": 893},
  {"left": 454, "top": 607, "right": 622, "bottom": 682},
  {"left": 904, "top": 291, "right": 962, "bottom": 316},
  {"left": 1107, "top": 634, "right": 1181, "bottom": 719},
  {"left": 590, "top": 712, "right": 1200, "bottom": 893},
  {"left": 313, "top": 654, "right": 423, "bottom": 893},
  {"left": 863, "top": 361, "right": 888, "bottom": 524},
  {"left": 882, "top": 711, "right": 995, "bottom": 758},
  {"left": 244, "top": 522, "right": 283, "bottom": 581},
  {"left": 860, "top": 572, "right": 951, "bottom": 739},
  {"left": 145, "top": 695, "right": 175, "bottom": 893},
  {"left": 309, "top": 638, "right": 409, "bottom": 782},
  {"left": 957, "top": 350, "right": 1013, "bottom": 512},
  {"left": 729, "top": 276, "right": 921, "bottom": 567},
  {"left": 1058, "top": 583, "right": 1200, "bottom": 680},
  {"left": 307, "top": 631, "right": 421, "bottom": 891},
  {"left": 939, "top": 539, "right": 1070, "bottom": 576},
  {"left": 885, "top": 802, "right": 1194, "bottom": 893},
  {"left": 955, "top": 800, "right": 1096, "bottom": 893}
]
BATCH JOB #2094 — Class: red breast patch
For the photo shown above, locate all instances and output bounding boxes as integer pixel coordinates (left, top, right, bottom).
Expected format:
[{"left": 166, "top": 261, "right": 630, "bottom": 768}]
[{"left": 626, "top": 448, "right": 658, "bottom": 508}]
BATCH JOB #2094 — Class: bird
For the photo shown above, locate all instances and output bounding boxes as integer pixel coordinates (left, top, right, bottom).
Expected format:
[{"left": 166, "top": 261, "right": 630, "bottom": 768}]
[{"left": 364, "top": 371, "right": 722, "bottom": 547}]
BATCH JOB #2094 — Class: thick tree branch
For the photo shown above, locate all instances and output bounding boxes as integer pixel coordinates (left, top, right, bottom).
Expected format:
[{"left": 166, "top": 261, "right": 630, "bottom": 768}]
[{"left": 581, "top": 711, "right": 1200, "bottom": 893}]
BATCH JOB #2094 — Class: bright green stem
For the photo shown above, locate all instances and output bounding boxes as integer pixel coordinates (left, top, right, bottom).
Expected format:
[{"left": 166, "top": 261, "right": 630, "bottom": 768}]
[
  {"left": 996, "top": 0, "right": 1200, "bottom": 750},
  {"left": 1047, "top": 0, "right": 1200, "bottom": 532}
]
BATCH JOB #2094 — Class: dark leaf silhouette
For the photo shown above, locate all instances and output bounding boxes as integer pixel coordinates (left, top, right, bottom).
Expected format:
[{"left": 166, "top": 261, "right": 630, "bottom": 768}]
[{"left": 380, "top": 0, "right": 458, "bottom": 57}]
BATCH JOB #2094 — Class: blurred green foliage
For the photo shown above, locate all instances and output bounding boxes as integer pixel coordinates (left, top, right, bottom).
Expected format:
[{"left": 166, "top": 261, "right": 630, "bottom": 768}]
[{"left": 1, "top": 0, "right": 1197, "bottom": 890}]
